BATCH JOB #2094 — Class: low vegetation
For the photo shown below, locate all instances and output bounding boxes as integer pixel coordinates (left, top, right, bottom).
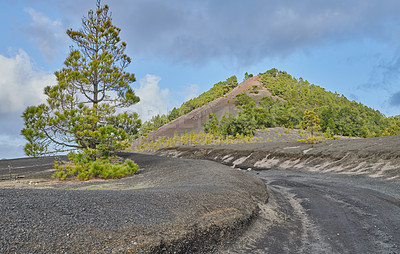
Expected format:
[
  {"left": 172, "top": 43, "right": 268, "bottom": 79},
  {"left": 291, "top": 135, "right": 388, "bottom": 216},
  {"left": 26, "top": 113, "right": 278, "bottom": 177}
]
[
  {"left": 133, "top": 128, "right": 312, "bottom": 153},
  {"left": 53, "top": 152, "right": 138, "bottom": 181}
]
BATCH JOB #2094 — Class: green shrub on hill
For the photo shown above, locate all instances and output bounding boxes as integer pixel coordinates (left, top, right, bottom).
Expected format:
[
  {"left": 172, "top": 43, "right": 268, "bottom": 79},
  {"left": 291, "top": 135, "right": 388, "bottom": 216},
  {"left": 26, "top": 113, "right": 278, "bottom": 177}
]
[
  {"left": 203, "top": 112, "right": 257, "bottom": 138},
  {"left": 140, "top": 76, "right": 238, "bottom": 136},
  {"left": 140, "top": 68, "right": 399, "bottom": 140},
  {"left": 259, "top": 68, "right": 400, "bottom": 137},
  {"left": 204, "top": 68, "right": 399, "bottom": 139}
]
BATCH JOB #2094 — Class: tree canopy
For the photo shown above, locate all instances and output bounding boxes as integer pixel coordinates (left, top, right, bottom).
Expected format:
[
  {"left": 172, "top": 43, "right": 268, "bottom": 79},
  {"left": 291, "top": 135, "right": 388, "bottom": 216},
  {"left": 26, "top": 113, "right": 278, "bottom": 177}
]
[{"left": 21, "top": 0, "right": 140, "bottom": 180}]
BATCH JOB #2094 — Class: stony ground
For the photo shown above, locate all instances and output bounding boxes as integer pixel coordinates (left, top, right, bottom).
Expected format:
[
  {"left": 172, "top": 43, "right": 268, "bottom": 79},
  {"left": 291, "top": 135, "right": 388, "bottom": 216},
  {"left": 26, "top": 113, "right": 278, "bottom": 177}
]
[
  {"left": 219, "top": 169, "right": 400, "bottom": 253},
  {"left": 158, "top": 135, "right": 400, "bottom": 253},
  {"left": 159, "top": 134, "right": 400, "bottom": 180},
  {"left": 2, "top": 135, "right": 400, "bottom": 253},
  {"left": 0, "top": 153, "right": 268, "bottom": 253}
]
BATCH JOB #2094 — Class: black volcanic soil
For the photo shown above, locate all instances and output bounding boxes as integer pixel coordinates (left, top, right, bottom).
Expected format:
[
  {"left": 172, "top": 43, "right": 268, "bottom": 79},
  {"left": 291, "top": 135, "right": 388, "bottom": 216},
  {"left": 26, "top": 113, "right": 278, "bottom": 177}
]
[
  {"left": 158, "top": 134, "right": 400, "bottom": 180},
  {"left": 219, "top": 169, "right": 400, "bottom": 253},
  {"left": 0, "top": 153, "right": 267, "bottom": 253},
  {"left": 1, "top": 135, "right": 400, "bottom": 253},
  {"left": 158, "top": 135, "right": 400, "bottom": 253}
]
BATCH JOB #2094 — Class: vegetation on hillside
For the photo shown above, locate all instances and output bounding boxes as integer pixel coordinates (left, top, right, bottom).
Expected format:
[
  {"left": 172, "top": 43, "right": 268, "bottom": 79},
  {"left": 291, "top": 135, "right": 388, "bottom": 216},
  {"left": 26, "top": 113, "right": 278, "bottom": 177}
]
[
  {"left": 204, "top": 68, "right": 400, "bottom": 139},
  {"left": 140, "top": 76, "right": 238, "bottom": 136},
  {"left": 259, "top": 69, "right": 400, "bottom": 137},
  {"left": 134, "top": 128, "right": 309, "bottom": 153},
  {"left": 137, "top": 68, "right": 399, "bottom": 149}
]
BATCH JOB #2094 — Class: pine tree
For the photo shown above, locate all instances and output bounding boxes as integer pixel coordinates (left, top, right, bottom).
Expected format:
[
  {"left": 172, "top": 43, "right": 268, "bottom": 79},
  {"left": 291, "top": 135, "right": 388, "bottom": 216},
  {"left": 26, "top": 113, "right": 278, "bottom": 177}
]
[
  {"left": 301, "top": 109, "right": 321, "bottom": 143},
  {"left": 21, "top": 0, "right": 140, "bottom": 179}
]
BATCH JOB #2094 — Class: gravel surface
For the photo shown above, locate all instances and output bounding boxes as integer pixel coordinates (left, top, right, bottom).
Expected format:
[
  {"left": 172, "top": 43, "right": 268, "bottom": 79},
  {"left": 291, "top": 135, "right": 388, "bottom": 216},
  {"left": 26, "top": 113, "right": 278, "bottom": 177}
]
[
  {"left": 220, "top": 169, "right": 400, "bottom": 253},
  {"left": 2, "top": 135, "right": 399, "bottom": 253},
  {"left": 159, "top": 135, "right": 400, "bottom": 180},
  {"left": 158, "top": 136, "right": 400, "bottom": 253},
  {"left": 0, "top": 156, "right": 67, "bottom": 180},
  {"left": 0, "top": 153, "right": 268, "bottom": 253}
]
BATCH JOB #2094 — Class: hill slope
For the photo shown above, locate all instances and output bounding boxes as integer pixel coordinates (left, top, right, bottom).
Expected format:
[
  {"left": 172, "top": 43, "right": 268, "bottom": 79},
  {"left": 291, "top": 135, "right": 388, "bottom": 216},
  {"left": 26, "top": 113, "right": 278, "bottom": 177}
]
[
  {"left": 135, "top": 68, "right": 400, "bottom": 147},
  {"left": 134, "top": 75, "right": 283, "bottom": 145},
  {"left": 258, "top": 69, "right": 399, "bottom": 137}
]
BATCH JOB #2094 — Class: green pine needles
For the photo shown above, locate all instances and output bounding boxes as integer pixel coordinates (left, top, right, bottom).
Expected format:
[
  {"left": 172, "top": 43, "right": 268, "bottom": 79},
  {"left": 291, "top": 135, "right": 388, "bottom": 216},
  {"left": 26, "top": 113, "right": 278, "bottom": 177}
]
[
  {"left": 54, "top": 152, "right": 138, "bottom": 181},
  {"left": 21, "top": 0, "right": 140, "bottom": 180}
]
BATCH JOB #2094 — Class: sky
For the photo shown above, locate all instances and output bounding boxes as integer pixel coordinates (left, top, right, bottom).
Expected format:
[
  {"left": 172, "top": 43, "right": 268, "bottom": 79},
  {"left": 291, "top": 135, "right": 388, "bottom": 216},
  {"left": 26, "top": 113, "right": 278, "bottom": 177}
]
[{"left": 1, "top": 0, "right": 400, "bottom": 159}]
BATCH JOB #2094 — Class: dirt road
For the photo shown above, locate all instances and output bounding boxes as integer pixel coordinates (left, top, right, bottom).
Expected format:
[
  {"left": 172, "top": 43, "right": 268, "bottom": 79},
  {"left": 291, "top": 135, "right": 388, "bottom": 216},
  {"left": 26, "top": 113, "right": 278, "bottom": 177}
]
[
  {"left": 221, "top": 169, "right": 400, "bottom": 253},
  {"left": 157, "top": 137, "right": 400, "bottom": 253}
]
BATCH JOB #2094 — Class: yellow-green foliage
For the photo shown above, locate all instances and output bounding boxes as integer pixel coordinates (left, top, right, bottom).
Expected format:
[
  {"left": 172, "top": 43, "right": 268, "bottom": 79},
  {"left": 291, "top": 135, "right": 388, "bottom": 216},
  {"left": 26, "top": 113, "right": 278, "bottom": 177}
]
[
  {"left": 323, "top": 127, "right": 340, "bottom": 140},
  {"left": 135, "top": 127, "right": 338, "bottom": 152},
  {"left": 53, "top": 151, "right": 139, "bottom": 181},
  {"left": 306, "top": 135, "right": 320, "bottom": 144},
  {"left": 301, "top": 109, "right": 321, "bottom": 144},
  {"left": 134, "top": 131, "right": 267, "bottom": 152},
  {"left": 248, "top": 85, "right": 260, "bottom": 94}
]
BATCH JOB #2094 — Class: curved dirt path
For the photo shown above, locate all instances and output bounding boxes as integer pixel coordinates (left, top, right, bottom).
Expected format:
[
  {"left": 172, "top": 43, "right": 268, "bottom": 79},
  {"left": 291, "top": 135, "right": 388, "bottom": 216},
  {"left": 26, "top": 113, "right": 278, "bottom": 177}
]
[
  {"left": 220, "top": 169, "right": 400, "bottom": 253},
  {"left": 157, "top": 136, "right": 400, "bottom": 253}
]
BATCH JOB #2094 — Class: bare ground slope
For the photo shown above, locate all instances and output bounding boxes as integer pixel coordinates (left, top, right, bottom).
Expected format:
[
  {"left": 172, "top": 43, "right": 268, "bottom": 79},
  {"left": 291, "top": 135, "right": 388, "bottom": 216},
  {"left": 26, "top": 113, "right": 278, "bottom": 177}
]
[
  {"left": 157, "top": 135, "right": 400, "bottom": 253},
  {"left": 0, "top": 153, "right": 268, "bottom": 253},
  {"left": 158, "top": 135, "right": 400, "bottom": 180},
  {"left": 132, "top": 76, "right": 283, "bottom": 148}
]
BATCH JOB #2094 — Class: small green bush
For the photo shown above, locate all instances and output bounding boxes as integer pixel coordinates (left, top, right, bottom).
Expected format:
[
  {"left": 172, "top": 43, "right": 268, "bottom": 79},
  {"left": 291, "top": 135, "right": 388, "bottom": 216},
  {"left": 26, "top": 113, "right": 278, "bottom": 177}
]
[{"left": 53, "top": 151, "right": 139, "bottom": 181}]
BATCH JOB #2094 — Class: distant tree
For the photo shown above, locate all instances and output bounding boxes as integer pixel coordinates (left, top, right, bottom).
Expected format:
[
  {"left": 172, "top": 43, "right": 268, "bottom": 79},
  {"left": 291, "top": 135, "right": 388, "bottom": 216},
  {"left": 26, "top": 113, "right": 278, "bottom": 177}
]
[
  {"left": 244, "top": 72, "right": 253, "bottom": 81},
  {"left": 203, "top": 114, "right": 219, "bottom": 135},
  {"left": 167, "top": 108, "right": 179, "bottom": 121},
  {"left": 21, "top": 0, "right": 140, "bottom": 180},
  {"left": 301, "top": 109, "right": 321, "bottom": 143}
]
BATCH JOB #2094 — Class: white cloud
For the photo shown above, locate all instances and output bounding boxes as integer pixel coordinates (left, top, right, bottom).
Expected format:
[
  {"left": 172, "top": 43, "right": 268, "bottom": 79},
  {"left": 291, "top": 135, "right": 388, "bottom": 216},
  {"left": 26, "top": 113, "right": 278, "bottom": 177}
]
[
  {"left": 0, "top": 134, "right": 25, "bottom": 159},
  {"left": 0, "top": 50, "right": 55, "bottom": 158},
  {"left": 183, "top": 84, "right": 200, "bottom": 101},
  {"left": 111, "top": 0, "right": 400, "bottom": 65},
  {"left": 0, "top": 49, "right": 55, "bottom": 114},
  {"left": 25, "top": 8, "right": 66, "bottom": 61},
  {"left": 130, "top": 74, "right": 170, "bottom": 122}
]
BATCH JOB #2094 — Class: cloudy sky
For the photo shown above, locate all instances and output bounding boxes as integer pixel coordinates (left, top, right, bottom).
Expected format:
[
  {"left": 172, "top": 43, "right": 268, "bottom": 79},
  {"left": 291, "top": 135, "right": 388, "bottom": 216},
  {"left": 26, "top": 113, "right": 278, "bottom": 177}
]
[{"left": 1, "top": 0, "right": 400, "bottom": 158}]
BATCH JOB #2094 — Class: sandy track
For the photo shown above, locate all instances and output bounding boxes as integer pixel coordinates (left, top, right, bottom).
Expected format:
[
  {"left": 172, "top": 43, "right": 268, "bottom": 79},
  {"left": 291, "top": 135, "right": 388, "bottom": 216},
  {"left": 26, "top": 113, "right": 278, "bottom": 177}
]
[{"left": 220, "top": 169, "right": 400, "bottom": 253}]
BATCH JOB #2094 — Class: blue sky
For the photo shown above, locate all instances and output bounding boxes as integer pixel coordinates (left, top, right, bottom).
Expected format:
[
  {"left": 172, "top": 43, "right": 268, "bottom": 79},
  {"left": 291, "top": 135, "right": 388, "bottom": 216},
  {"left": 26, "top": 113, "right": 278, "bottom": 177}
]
[{"left": 1, "top": 0, "right": 400, "bottom": 159}]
